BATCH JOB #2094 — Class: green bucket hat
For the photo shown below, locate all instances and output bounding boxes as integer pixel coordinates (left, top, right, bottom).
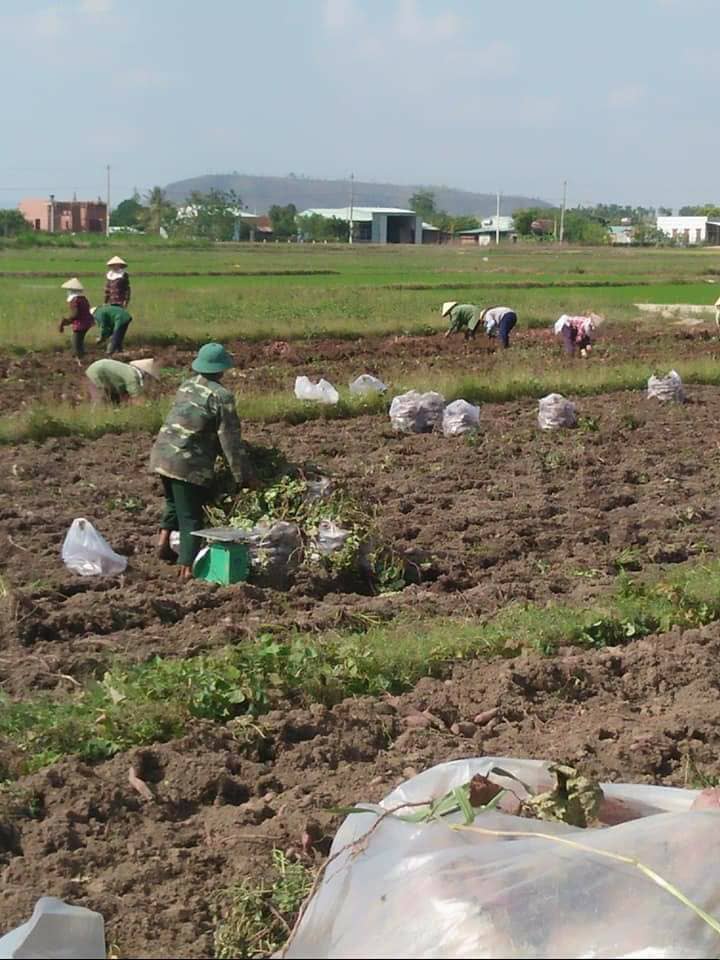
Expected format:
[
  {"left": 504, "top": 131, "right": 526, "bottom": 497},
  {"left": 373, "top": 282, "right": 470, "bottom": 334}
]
[{"left": 192, "top": 342, "right": 234, "bottom": 375}]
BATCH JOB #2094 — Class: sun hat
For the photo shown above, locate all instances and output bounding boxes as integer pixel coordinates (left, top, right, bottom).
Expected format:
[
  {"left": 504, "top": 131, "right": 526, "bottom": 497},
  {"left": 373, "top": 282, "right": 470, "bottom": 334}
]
[
  {"left": 61, "top": 277, "right": 84, "bottom": 291},
  {"left": 106, "top": 255, "right": 127, "bottom": 267},
  {"left": 191, "top": 342, "right": 234, "bottom": 375},
  {"left": 130, "top": 358, "right": 159, "bottom": 380},
  {"left": 441, "top": 301, "right": 459, "bottom": 317}
]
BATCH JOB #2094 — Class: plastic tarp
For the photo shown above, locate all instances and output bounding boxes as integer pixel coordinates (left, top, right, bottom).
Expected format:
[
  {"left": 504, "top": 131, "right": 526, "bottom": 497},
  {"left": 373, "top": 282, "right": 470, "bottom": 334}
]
[{"left": 285, "top": 757, "right": 718, "bottom": 959}]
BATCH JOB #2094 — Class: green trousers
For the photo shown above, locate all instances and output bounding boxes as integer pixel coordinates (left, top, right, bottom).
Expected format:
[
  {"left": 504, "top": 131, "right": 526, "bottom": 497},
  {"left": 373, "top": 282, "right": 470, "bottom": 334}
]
[{"left": 160, "top": 477, "right": 209, "bottom": 566}]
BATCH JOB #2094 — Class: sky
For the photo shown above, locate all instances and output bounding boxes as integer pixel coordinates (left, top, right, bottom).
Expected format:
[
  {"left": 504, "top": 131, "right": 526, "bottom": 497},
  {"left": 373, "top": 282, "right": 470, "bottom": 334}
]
[{"left": 1, "top": 0, "right": 719, "bottom": 211}]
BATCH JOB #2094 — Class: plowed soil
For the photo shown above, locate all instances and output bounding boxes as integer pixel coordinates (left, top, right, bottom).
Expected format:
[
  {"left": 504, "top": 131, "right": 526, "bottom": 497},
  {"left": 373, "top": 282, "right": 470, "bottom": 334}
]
[{"left": 2, "top": 333, "right": 720, "bottom": 957}]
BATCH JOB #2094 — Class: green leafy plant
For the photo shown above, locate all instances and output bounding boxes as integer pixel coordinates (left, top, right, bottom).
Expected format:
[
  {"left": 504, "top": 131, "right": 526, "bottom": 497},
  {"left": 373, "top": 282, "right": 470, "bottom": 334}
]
[{"left": 214, "top": 850, "right": 314, "bottom": 959}]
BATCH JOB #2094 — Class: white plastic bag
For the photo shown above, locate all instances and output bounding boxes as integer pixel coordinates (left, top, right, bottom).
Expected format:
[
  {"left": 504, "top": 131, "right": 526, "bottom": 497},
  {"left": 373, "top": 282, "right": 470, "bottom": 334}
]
[
  {"left": 0, "top": 897, "right": 105, "bottom": 959},
  {"left": 349, "top": 374, "right": 387, "bottom": 396},
  {"left": 294, "top": 376, "right": 339, "bottom": 404},
  {"left": 285, "top": 757, "right": 718, "bottom": 960},
  {"left": 442, "top": 399, "right": 480, "bottom": 437},
  {"left": 538, "top": 393, "right": 577, "bottom": 430},
  {"left": 647, "top": 370, "right": 685, "bottom": 403},
  {"left": 315, "top": 520, "right": 352, "bottom": 556},
  {"left": 389, "top": 390, "right": 446, "bottom": 433},
  {"left": 61, "top": 518, "right": 127, "bottom": 577}
]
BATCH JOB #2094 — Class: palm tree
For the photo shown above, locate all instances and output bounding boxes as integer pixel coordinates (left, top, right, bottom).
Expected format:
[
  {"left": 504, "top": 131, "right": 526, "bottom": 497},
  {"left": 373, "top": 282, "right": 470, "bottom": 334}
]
[{"left": 138, "top": 186, "right": 176, "bottom": 234}]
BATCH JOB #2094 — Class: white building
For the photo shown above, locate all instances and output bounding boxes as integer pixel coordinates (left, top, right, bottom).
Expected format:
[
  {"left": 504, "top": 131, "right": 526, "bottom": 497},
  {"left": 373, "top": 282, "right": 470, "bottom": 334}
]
[
  {"left": 299, "top": 206, "right": 428, "bottom": 243},
  {"left": 455, "top": 216, "right": 516, "bottom": 245},
  {"left": 656, "top": 215, "right": 707, "bottom": 245}
]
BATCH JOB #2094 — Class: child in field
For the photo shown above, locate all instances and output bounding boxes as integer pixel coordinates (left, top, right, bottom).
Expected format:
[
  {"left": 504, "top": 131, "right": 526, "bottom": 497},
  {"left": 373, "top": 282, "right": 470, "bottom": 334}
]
[
  {"left": 554, "top": 312, "right": 604, "bottom": 357},
  {"left": 59, "top": 278, "right": 94, "bottom": 359}
]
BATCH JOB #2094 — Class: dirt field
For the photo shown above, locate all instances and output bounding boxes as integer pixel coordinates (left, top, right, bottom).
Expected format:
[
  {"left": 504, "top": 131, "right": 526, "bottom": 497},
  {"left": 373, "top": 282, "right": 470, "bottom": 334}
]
[
  {"left": 0, "top": 320, "right": 715, "bottom": 412},
  {"left": 2, "top": 335, "right": 720, "bottom": 956}
]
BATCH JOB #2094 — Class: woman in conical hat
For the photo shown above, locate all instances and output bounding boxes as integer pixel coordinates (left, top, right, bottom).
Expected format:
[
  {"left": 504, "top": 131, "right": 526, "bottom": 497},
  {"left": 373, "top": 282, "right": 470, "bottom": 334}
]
[
  {"left": 59, "top": 279, "right": 93, "bottom": 360},
  {"left": 85, "top": 356, "right": 159, "bottom": 405},
  {"left": 104, "top": 255, "right": 131, "bottom": 308}
]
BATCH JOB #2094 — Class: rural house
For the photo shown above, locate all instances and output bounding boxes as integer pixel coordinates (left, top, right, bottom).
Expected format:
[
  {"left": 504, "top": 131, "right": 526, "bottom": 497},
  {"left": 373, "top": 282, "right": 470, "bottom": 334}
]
[
  {"left": 455, "top": 216, "right": 517, "bottom": 245},
  {"left": 19, "top": 197, "right": 107, "bottom": 233}
]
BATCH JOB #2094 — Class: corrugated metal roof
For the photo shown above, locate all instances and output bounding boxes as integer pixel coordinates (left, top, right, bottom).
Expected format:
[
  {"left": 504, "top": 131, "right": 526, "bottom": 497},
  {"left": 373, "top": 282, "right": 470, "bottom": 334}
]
[{"left": 299, "top": 206, "right": 418, "bottom": 221}]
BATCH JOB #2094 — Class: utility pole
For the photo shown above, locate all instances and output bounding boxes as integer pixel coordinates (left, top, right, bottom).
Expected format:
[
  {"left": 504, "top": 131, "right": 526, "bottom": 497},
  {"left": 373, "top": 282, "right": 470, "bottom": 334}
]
[
  {"left": 559, "top": 179, "right": 567, "bottom": 244},
  {"left": 106, "top": 164, "right": 111, "bottom": 237},
  {"left": 495, "top": 190, "right": 501, "bottom": 245},
  {"left": 348, "top": 172, "right": 354, "bottom": 245}
]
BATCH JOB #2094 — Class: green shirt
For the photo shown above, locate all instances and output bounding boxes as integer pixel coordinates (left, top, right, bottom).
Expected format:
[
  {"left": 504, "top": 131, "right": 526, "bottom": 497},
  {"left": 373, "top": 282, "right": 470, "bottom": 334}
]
[
  {"left": 86, "top": 359, "right": 143, "bottom": 397},
  {"left": 95, "top": 305, "right": 131, "bottom": 339},
  {"left": 149, "top": 374, "right": 250, "bottom": 487},
  {"left": 447, "top": 304, "right": 481, "bottom": 334}
]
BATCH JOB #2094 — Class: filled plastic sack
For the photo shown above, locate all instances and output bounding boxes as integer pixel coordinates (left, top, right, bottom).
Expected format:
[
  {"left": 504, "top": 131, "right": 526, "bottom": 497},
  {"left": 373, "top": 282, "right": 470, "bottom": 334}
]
[
  {"left": 61, "top": 518, "right": 127, "bottom": 577},
  {"left": 285, "top": 756, "right": 719, "bottom": 960},
  {"left": 389, "top": 390, "right": 446, "bottom": 433},
  {"left": 538, "top": 393, "right": 577, "bottom": 430},
  {"left": 647, "top": 370, "right": 685, "bottom": 403},
  {"left": 0, "top": 896, "right": 105, "bottom": 959},
  {"left": 349, "top": 374, "right": 388, "bottom": 396},
  {"left": 315, "top": 520, "right": 352, "bottom": 556},
  {"left": 294, "top": 376, "right": 339, "bottom": 404},
  {"left": 442, "top": 399, "right": 480, "bottom": 437}
]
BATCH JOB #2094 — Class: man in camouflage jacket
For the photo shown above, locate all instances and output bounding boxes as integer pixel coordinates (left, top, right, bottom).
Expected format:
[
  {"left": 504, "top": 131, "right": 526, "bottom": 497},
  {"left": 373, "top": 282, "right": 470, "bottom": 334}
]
[{"left": 150, "top": 342, "right": 254, "bottom": 577}]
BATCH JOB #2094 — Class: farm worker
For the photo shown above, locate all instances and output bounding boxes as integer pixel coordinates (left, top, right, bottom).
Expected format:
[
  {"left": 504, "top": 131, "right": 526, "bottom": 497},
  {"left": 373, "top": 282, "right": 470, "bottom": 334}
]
[
  {"left": 104, "top": 255, "right": 131, "bottom": 307},
  {"left": 554, "top": 313, "right": 604, "bottom": 357},
  {"left": 442, "top": 301, "right": 482, "bottom": 339},
  {"left": 481, "top": 306, "right": 518, "bottom": 349},
  {"left": 86, "top": 358, "right": 159, "bottom": 405},
  {"left": 59, "top": 278, "right": 94, "bottom": 360},
  {"left": 92, "top": 304, "right": 133, "bottom": 354},
  {"left": 149, "top": 342, "right": 255, "bottom": 579}
]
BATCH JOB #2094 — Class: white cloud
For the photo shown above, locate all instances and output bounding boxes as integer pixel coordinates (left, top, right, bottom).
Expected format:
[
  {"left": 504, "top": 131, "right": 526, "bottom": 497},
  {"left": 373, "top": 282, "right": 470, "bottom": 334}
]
[
  {"left": 80, "top": 0, "right": 113, "bottom": 13},
  {"left": 607, "top": 83, "right": 647, "bottom": 109}
]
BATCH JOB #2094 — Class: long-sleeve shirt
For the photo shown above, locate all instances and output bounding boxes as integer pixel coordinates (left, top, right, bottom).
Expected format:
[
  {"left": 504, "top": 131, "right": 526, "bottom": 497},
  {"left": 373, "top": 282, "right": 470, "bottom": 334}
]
[
  {"left": 94, "top": 305, "right": 131, "bottom": 339},
  {"left": 86, "top": 359, "right": 144, "bottom": 398},
  {"left": 446, "top": 304, "right": 481, "bottom": 335},
  {"left": 149, "top": 375, "right": 251, "bottom": 488},
  {"left": 104, "top": 271, "right": 131, "bottom": 306},
  {"left": 62, "top": 294, "right": 94, "bottom": 332},
  {"left": 555, "top": 314, "right": 596, "bottom": 340},
  {"left": 482, "top": 306, "right": 514, "bottom": 335}
]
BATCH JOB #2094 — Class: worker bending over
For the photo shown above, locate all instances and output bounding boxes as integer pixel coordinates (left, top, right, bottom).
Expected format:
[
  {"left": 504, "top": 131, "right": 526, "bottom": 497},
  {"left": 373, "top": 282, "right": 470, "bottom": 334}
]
[
  {"left": 554, "top": 313, "right": 604, "bottom": 357},
  {"left": 86, "top": 358, "right": 158, "bottom": 404},
  {"left": 149, "top": 342, "right": 255, "bottom": 579},
  {"left": 93, "top": 304, "right": 133, "bottom": 354},
  {"left": 442, "top": 301, "right": 518, "bottom": 348}
]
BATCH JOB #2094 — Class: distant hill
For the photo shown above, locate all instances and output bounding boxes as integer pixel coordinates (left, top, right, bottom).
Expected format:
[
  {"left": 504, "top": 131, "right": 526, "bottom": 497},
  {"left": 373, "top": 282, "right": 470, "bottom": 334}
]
[{"left": 163, "top": 173, "right": 549, "bottom": 217}]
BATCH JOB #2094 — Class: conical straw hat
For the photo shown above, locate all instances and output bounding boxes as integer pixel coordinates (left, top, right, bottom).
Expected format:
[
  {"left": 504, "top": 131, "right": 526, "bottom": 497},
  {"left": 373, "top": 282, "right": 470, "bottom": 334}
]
[{"left": 130, "top": 359, "right": 159, "bottom": 380}]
